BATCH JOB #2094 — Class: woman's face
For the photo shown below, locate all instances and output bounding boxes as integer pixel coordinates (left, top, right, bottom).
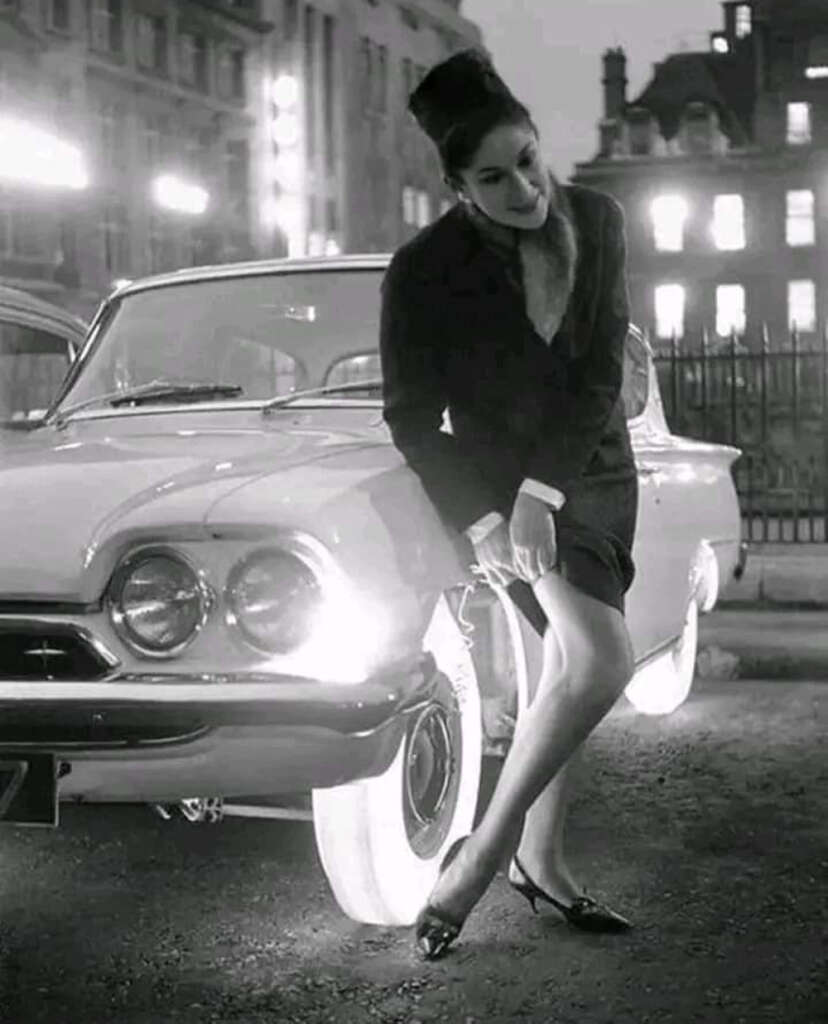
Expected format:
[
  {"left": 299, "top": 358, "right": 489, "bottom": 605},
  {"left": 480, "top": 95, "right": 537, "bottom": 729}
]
[{"left": 458, "top": 121, "right": 549, "bottom": 230}]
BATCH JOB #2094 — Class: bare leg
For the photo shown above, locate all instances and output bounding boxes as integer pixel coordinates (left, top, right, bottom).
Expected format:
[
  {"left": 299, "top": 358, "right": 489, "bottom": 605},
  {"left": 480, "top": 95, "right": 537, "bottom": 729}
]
[
  {"left": 513, "top": 750, "right": 583, "bottom": 902},
  {"left": 423, "top": 572, "right": 634, "bottom": 921}
]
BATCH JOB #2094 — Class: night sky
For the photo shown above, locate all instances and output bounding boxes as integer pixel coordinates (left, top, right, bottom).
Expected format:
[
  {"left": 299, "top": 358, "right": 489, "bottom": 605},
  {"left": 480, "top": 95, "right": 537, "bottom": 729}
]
[{"left": 463, "top": 0, "right": 724, "bottom": 178}]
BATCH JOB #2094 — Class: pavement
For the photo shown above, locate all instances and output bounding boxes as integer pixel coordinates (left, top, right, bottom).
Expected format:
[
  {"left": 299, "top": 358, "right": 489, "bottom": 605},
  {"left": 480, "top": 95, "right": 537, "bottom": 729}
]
[{"left": 699, "top": 542, "right": 828, "bottom": 679}]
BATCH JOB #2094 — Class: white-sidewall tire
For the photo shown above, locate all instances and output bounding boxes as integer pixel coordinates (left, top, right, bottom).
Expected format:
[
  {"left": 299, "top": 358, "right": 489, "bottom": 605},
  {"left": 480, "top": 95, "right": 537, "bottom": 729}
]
[
  {"left": 624, "top": 598, "right": 699, "bottom": 716},
  {"left": 311, "top": 594, "right": 482, "bottom": 925}
]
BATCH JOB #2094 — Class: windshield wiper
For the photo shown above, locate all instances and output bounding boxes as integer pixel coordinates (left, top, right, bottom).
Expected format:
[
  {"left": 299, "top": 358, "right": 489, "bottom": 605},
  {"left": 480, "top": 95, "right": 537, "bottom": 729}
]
[
  {"left": 261, "top": 379, "right": 383, "bottom": 415},
  {"left": 52, "top": 380, "right": 243, "bottom": 428},
  {"left": 110, "top": 382, "right": 243, "bottom": 406}
]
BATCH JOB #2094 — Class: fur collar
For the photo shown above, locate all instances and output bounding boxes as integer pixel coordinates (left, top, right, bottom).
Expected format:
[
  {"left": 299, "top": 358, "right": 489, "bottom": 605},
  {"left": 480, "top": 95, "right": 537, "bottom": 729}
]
[{"left": 463, "top": 172, "right": 579, "bottom": 343}]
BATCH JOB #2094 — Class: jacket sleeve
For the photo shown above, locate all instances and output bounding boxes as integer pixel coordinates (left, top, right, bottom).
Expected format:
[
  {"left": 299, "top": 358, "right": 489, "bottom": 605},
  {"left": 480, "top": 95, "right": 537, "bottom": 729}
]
[
  {"left": 524, "top": 196, "right": 630, "bottom": 490},
  {"left": 380, "top": 249, "right": 501, "bottom": 535}
]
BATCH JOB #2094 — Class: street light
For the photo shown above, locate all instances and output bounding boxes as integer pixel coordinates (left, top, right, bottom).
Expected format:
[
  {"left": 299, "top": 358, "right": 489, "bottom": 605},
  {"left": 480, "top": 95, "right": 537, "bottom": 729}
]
[
  {"left": 270, "top": 74, "right": 299, "bottom": 109},
  {"left": 152, "top": 174, "right": 209, "bottom": 215},
  {"left": 271, "top": 113, "right": 301, "bottom": 148},
  {"left": 272, "top": 151, "right": 302, "bottom": 191},
  {"left": 0, "top": 116, "right": 88, "bottom": 190}
]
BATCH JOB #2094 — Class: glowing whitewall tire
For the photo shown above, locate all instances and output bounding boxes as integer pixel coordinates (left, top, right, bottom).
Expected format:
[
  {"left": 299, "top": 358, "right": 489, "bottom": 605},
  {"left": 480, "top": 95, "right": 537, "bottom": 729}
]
[
  {"left": 624, "top": 598, "right": 699, "bottom": 716},
  {"left": 311, "top": 594, "right": 482, "bottom": 925}
]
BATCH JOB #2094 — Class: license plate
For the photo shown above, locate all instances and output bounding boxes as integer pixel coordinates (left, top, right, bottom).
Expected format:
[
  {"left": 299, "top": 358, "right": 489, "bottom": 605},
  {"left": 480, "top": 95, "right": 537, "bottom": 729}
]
[{"left": 0, "top": 753, "right": 58, "bottom": 827}]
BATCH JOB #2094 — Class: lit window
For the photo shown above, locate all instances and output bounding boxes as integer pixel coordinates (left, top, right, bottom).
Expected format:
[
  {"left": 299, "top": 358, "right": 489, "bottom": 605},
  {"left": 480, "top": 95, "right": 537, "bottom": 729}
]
[
  {"left": 786, "top": 190, "right": 815, "bottom": 247},
  {"left": 805, "top": 67, "right": 828, "bottom": 80},
  {"left": 712, "top": 194, "right": 745, "bottom": 251},
  {"left": 654, "top": 284, "right": 685, "bottom": 340},
  {"left": 651, "top": 194, "right": 689, "bottom": 252},
  {"left": 788, "top": 280, "right": 816, "bottom": 332},
  {"left": 402, "top": 186, "right": 416, "bottom": 225},
  {"left": 711, "top": 34, "right": 729, "bottom": 55},
  {"left": 735, "top": 5, "right": 752, "bottom": 38},
  {"left": 716, "top": 284, "right": 746, "bottom": 337},
  {"left": 416, "top": 190, "right": 431, "bottom": 227},
  {"left": 787, "top": 102, "right": 811, "bottom": 145}
]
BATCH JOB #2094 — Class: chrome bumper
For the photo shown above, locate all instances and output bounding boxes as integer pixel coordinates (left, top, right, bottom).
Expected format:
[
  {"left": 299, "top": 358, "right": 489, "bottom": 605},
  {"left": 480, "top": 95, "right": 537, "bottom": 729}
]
[{"left": 0, "top": 654, "right": 438, "bottom": 745}]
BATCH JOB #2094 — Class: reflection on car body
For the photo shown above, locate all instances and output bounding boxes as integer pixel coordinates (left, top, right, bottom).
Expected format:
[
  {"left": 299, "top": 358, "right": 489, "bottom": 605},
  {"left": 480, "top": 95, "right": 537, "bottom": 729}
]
[{"left": 0, "top": 256, "right": 742, "bottom": 926}]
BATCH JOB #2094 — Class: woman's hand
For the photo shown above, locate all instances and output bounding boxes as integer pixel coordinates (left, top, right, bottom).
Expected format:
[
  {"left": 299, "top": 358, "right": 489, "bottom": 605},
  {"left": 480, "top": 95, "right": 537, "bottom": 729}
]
[
  {"left": 471, "top": 519, "right": 517, "bottom": 588},
  {"left": 509, "top": 492, "right": 558, "bottom": 583}
]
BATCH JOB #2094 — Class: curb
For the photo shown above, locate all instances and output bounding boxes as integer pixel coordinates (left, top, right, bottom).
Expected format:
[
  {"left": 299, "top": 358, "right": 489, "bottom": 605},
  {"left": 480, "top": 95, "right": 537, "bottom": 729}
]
[
  {"left": 721, "top": 543, "right": 828, "bottom": 606},
  {"left": 698, "top": 606, "right": 828, "bottom": 680}
]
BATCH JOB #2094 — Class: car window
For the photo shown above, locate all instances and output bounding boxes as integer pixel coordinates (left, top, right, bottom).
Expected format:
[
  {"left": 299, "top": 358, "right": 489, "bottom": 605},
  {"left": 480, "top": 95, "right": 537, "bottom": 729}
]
[
  {"left": 0, "top": 320, "right": 73, "bottom": 422},
  {"left": 622, "top": 329, "right": 649, "bottom": 420},
  {"left": 216, "top": 337, "right": 306, "bottom": 399},
  {"left": 325, "top": 351, "right": 381, "bottom": 391}
]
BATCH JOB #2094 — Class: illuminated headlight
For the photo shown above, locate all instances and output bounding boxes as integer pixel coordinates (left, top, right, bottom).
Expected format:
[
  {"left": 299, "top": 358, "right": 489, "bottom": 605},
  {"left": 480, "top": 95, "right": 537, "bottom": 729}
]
[
  {"left": 226, "top": 548, "right": 323, "bottom": 654},
  {"left": 108, "top": 549, "right": 210, "bottom": 657},
  {"left": 225, "top": 535, "right": 389, "bottom": 684}
]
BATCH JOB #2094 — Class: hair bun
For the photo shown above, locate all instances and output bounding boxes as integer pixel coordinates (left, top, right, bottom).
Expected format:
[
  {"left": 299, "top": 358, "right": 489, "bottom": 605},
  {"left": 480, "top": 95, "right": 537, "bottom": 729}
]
[{"left": 408, "top": 49, "right": 520, "bottom": 146}]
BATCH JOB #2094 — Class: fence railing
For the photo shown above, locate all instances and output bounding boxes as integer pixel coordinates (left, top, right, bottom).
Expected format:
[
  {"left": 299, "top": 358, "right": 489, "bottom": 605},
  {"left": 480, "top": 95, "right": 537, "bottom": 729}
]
[{"left": 653, "top": 326, "right": 828, "bottom": 543}]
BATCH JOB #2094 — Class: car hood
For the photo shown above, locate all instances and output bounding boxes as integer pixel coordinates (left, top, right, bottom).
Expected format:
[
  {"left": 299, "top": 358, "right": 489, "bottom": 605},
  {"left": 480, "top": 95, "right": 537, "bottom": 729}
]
[{"left": 0, "top": 407, "right": 398, "bottom": 601}]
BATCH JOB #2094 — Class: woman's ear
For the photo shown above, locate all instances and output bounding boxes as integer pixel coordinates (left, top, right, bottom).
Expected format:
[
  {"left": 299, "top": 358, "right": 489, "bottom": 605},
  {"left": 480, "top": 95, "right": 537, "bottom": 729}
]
[{"left": 444, "top": 173, "right": 463, "bottom": 198}]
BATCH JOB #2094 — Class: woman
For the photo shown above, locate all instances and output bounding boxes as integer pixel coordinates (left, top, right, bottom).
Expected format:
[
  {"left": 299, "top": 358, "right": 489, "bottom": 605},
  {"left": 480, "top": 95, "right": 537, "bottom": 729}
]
[{"left": 379, "top": 49, "right": 638, "bottom": 960}]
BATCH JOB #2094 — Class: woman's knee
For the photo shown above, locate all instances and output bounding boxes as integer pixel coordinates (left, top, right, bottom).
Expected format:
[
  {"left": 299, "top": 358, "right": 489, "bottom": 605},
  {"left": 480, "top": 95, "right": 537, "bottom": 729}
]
[
  {"left": 569, "top": 626, "right": 633, "bottom": 699},
  {"left": 536, "top": 589, "right": 634, "bottom": 698}
]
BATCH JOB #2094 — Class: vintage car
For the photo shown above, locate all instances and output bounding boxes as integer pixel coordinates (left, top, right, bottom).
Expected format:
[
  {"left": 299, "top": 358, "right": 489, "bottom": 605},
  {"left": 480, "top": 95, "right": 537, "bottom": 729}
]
[
  {"left": 0, "top": 285, "right": 87, "bottom": 427},
  {"left": 0, "top": 255, "right": 742, "bottom": 926}
]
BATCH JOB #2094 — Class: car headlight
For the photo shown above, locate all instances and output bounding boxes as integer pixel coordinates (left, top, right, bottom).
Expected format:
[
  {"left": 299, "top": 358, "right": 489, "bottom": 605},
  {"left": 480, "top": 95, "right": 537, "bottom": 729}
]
[
  {"left": 108, "top": 548, "right": 210, "bottom": 658},
  {"left": 225, "top": 546, "right": 323, "bottom": 655},
  {"left": 225, "top": 534, "right": 389, "bottom": 683}
]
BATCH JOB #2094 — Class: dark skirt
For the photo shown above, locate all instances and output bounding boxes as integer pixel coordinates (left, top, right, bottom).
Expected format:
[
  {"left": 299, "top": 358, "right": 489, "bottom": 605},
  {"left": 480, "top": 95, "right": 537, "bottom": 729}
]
[{"left": 495, "top": 472, "right": 638, "bottom": 635}]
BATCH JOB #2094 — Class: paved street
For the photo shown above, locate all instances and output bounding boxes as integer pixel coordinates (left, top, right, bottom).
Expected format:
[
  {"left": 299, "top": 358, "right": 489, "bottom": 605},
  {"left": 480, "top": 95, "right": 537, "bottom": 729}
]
[{"left": 1, "top": 672, "right": 825, "bottom": 1024}]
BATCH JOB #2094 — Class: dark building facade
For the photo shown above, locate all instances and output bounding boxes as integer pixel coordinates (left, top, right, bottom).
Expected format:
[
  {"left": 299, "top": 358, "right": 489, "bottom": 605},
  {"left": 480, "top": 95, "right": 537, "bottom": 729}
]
[
  {"left": 573, "top": 0, "right": 828, "bottom": 348},
  {"left": 0, "top": 0, "right": 480, "bottom": 318},
  {"left": 0, "top": 0, "right": 272, "bottom": 318}
]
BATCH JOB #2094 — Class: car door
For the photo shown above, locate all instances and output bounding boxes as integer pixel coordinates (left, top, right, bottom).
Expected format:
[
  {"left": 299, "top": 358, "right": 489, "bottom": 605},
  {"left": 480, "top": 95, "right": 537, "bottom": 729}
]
[
  {"left": 0, "top": 317, "right": 78, "bottom": 426},
  {"left": 623, "top": 327, "right": 695, "bottom": 663}
]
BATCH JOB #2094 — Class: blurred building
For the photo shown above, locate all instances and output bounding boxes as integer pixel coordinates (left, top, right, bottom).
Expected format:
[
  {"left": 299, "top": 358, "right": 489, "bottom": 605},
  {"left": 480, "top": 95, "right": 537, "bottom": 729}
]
[
  {"left": 573, "top": 0, "right": 828, "bottom": 347},
  {"left": 262, "top": 0, "right": 480, "bottom": 257},
  {"left": 0, "top": 0, "right": 480, "bottom": 318}
]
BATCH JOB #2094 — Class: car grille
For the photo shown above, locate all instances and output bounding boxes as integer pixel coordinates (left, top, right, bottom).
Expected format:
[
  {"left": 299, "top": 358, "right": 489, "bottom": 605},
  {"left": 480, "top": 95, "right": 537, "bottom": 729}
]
[{"left": 0, "top": 627, "right": 114, "bottom": 681}]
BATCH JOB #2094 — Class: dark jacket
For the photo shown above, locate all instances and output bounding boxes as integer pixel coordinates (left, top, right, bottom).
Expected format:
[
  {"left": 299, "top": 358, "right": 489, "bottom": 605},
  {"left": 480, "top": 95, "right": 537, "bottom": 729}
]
[{"left": 379, "top": 183, "right": 635, "bottom": 537}]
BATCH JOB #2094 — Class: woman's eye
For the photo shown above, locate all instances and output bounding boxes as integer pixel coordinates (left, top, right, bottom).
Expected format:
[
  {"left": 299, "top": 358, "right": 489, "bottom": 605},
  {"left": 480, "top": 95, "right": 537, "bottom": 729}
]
[{"left": 480, "top": 174, "right": 501, "bottom": 185}]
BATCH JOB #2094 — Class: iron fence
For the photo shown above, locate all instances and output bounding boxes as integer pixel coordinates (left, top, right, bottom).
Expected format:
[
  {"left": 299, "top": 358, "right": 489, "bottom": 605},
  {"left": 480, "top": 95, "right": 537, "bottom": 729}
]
[{"left": 653, "top": 326, "right": 828, "bottom": 543}]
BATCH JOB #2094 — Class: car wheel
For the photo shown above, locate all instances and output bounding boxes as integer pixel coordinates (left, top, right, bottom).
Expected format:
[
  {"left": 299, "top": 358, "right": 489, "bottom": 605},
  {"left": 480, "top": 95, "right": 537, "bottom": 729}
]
[
  {"left": 624, "top": 597, "right": 699, "bottom": 716},
  {"left": 311, "top": 593, "right": 482, "bottom": 925}
]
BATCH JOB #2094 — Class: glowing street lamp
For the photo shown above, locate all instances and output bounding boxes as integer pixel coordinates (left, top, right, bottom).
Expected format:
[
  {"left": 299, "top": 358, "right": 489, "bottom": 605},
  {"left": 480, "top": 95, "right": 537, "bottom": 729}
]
[
  {"left": 270, "top": 74, "right": 299, "bottom": 110},
  {"left": 272, "top": 151, "right": 302, "bottom": 191},
  {"left": 152, "top": 174, "right": 209, "bottom": 215},
  {"left": 0, "top": 117, "right": 88, "bottom": 190},
  {"left": 271, "top": 113, "right": 300, "bottom": 148}
]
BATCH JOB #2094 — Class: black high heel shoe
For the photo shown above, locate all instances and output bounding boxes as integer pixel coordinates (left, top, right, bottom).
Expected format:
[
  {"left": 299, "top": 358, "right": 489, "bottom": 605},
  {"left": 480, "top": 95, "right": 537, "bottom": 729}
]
[
  {"left": 508, "top": 855, "right": 631, "bottom": 933},
  {"left": 414, "top": 835, "right": 471, "bottom": 960}
]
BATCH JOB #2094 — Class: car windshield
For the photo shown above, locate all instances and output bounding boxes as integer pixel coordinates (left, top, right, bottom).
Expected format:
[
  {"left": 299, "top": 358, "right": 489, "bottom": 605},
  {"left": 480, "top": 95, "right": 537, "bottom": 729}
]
[{"left": 56, "top": 267, "right": 385, "bottom": 414}]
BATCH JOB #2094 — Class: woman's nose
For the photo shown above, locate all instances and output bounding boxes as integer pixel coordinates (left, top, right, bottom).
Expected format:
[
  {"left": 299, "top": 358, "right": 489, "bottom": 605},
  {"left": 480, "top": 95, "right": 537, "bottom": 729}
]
[{"left": 509, "top": 172, "right": 536, "bottom": 202}]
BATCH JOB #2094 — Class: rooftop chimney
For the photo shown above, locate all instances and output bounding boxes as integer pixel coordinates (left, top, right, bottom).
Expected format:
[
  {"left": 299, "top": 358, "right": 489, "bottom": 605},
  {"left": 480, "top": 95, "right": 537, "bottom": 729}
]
[{"left": 602, "top": 47, "right": 628, "bottom": 120}]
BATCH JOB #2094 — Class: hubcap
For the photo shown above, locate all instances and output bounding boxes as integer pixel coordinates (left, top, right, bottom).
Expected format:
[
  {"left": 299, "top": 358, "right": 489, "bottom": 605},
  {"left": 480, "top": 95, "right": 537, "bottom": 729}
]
[{"left": 403, "top": 693, "right": 459, "bottom": 856}]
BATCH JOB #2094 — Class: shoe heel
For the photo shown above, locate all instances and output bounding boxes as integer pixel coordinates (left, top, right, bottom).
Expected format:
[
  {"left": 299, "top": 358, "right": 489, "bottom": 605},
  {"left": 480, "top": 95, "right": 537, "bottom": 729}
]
[
  {"left": 508, "top": 875, "right": 539, "bottom": 914},
  {"left": 520, "top": 889, "right": 538, "bottom": 915}
]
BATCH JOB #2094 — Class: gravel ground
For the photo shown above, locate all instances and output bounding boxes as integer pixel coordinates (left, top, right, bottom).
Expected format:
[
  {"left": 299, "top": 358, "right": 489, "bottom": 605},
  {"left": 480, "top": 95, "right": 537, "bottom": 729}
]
[{"left": 1, "top": 674, "right": 826, "bottom": 1024}]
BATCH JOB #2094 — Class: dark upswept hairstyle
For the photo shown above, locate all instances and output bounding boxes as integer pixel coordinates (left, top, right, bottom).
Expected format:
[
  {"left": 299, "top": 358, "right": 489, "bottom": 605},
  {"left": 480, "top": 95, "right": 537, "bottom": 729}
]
[{"left": 408, "top": 49, "right": 537, "bottom": 185}]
